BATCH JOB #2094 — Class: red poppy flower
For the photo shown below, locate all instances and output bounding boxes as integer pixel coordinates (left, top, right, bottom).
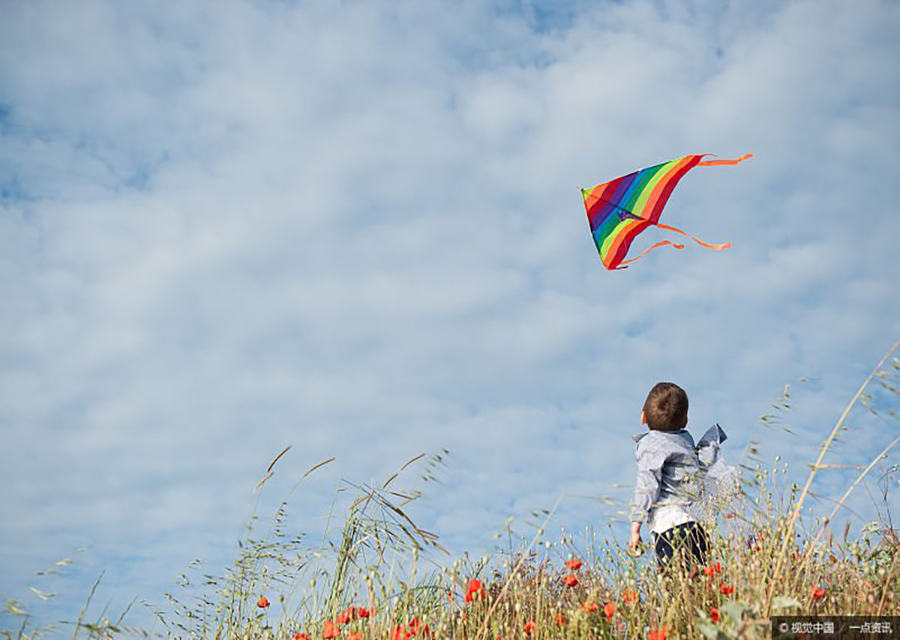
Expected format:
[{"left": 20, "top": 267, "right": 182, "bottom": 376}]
[
  {"left": 292, "top": 634, "right": 310, "bottom": 640},
  {"left": 710, "top": 607, "right": 719, "bottom": 623},
  {"left": 811, "top": 586, "right": 826, "bottom": 600},
  {"left": 357, "top": 607, "right": 371, "bottom": 618},
  {"left": 555, "top": 612, "right": 567, "bottom": 627},
  {"left": 604, "top": 602, "right": 616, "bottom": 622},
  {"left": 523, "top": 620, "right": 536, "bottom": 634},
  {"left": 704, "top": 562, "right": 722, "bottom": 577},
  {"left": 465, "top": 579, "right": 486, "bottom": 603},
  {"left": 582, "top": 600, "right": 598, "bottom": 612},
  {"left": 725, "top": 513, "right": 735, "bottom": 519},
  {"left": 257, "top": 596, "right": 270, "bottom": 608},
  {"left": 622, "top": 590, "right": 639, "bottom": 604},
  {"left": 391, "top": 625, "right": 410, "bottom": 640},
  {"left": 566, "top": 558, "right": 583, "bottom": 571},
  {"left": 323, "top": 620, "right": 340, "bottom": 639},
  {"left": 648, "top": 625, "right": 668, "bottom": 640},
  {"left": 564, "top": 574, "right": 578, "bottom": 588},
  {"left": 336, "top": 609, "right": 352, "bottom": 625},
  {"left": 719, "top": 584, "right": 735, "bottom": 595},
  {"left": 408, "top": 616, "right": 431, "bottom": 637}
]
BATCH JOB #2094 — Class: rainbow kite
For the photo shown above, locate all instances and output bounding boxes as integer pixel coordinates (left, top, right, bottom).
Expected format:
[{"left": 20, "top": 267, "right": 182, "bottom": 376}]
[{"left": 581, "top": 154, "right": 752, "bottom": 270}]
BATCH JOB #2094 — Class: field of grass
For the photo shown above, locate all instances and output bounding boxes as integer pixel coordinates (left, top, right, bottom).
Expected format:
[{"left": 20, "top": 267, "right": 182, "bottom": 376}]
[{"left": 4, "top": 344, "right": 899, "bottom": 639}]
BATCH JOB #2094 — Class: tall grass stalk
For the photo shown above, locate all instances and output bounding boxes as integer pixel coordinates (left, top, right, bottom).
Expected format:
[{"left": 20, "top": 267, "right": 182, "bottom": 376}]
[{"left": 765, "top": 338, "right": 900, "bottom": 612}]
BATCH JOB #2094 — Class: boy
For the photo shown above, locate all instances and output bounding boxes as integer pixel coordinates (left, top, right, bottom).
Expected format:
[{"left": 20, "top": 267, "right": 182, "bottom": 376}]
[{"left": 628, "top": 382, "right": 709, "bottom": 571}]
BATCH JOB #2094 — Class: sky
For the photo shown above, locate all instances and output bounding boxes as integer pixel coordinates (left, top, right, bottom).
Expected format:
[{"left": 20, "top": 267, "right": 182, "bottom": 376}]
[{"left": 2, "top": 0, "right": 899, "bottom": 630}]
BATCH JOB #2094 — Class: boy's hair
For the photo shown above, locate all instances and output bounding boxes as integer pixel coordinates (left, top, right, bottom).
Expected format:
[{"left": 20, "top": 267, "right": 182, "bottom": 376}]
[{"left": 643, "top": 382, "right": 689, "bottom": 431}]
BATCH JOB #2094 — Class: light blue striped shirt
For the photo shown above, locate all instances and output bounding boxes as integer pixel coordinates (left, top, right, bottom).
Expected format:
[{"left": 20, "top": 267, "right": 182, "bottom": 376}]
[{"left": 630, "top": 424, "right": 730, "bottom": 532}]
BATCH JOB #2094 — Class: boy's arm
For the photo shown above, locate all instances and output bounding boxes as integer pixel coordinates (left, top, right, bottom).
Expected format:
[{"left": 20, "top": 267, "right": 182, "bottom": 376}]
[
  {"left": 628, "top": 521, "right": 643, "bottom": 556},
  {"left": 629, "top": 440, "right": 666, "bottom": 553},
  {"left": 630, "top": 442, "right": 665, "bottom": 521}
]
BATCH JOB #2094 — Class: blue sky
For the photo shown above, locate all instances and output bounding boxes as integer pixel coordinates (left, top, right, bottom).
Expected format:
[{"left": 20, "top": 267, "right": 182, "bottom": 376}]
[{"left": 2, "top": 0, "right": 899, "bottom": 630}]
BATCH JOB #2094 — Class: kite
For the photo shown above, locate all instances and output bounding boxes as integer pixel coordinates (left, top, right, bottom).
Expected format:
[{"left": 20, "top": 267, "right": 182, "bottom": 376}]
[{"left": 581, "top": 154, "right": 752, "bottom": 270}]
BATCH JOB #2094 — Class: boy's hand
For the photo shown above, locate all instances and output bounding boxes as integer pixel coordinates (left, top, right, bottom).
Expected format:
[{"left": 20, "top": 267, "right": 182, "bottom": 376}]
[{"left": 628, "top": 522, "right": 644, "bottom": 557}]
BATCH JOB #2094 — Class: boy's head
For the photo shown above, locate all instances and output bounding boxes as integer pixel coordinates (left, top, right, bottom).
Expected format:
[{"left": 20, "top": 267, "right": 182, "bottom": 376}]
[{"left": 642, "top": 382, "right": 689, "bottom": 432}]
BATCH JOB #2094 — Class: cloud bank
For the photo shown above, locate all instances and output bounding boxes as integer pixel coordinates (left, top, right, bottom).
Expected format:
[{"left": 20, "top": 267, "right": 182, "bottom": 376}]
[{"left": 1, "top": 0, "right": 899, "bottom": 625}]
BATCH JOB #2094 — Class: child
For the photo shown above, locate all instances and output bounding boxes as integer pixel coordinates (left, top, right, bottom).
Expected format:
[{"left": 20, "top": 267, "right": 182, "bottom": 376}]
[{"left": 628, "top": 382, "right": 711, "bottom": 571}]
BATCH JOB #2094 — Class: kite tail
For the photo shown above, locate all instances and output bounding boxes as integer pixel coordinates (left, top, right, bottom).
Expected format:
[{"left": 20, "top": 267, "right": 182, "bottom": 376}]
[
  {"left": 616, "top": 240, "right": 685, "bottom": 268},
  {"left": 655, "top": 222, "right": 732, "bottom": 251},
  {"left": 697, "top": 153, "right": 753, "bottom": 167},
  {"left": 617, "top": 222, "right": 730, "bottom": 268}
]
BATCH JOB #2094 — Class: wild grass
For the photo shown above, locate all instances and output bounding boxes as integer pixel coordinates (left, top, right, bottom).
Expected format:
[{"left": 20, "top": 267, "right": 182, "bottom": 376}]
[{"left": 4, "top": 341, "right": 900, "bottom": 638}]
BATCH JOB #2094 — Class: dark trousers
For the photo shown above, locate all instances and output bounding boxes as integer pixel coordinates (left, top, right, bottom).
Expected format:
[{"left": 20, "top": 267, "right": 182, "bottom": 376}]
[{"left": 654, "top": 521, "right": 709, "bottom": 570}]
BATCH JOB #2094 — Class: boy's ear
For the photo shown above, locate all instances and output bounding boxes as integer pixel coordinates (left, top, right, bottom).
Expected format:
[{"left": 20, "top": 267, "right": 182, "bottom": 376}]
[{"left": 641, "top": 411, "right": 647, "bottom": 425}]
